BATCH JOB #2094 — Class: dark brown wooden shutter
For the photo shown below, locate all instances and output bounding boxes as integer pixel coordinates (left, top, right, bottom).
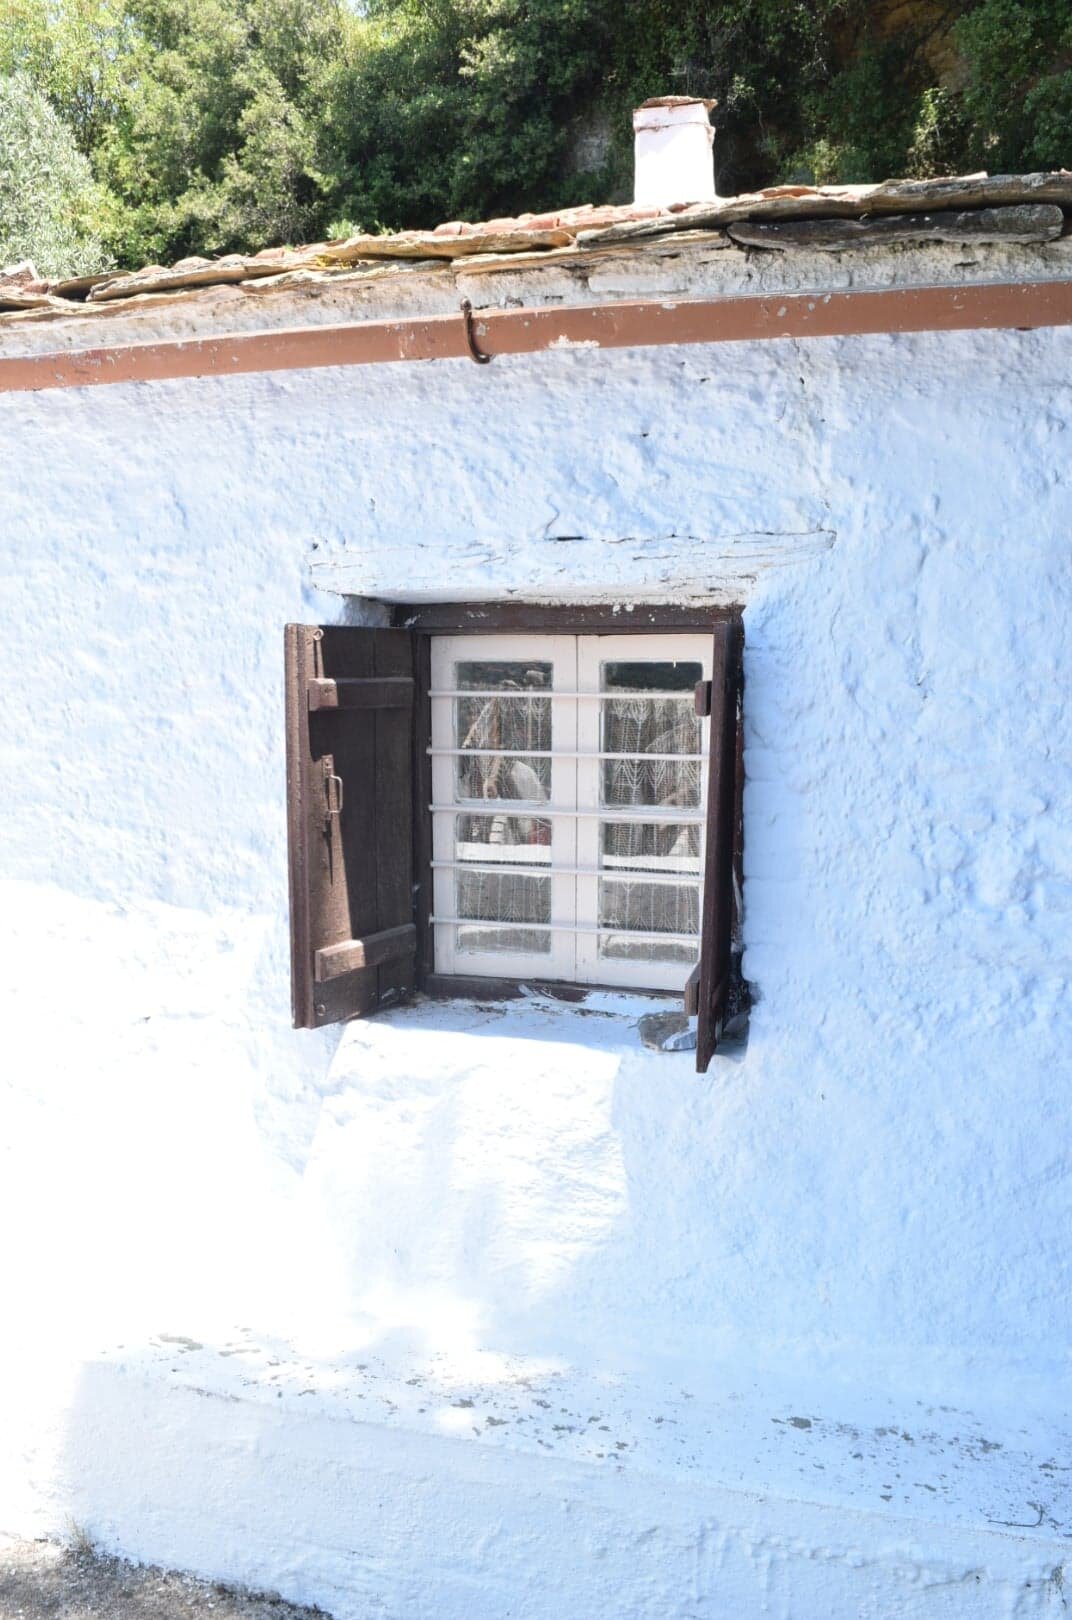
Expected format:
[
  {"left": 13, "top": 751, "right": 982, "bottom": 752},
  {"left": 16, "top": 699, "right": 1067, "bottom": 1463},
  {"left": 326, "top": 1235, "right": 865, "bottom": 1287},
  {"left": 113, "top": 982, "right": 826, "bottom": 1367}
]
[
  {"left": 285, "top": 624, "right": 416, "bottom": 1029},
  {"left": 688, "top": 617, "right": 744, "bottom": 1072}
]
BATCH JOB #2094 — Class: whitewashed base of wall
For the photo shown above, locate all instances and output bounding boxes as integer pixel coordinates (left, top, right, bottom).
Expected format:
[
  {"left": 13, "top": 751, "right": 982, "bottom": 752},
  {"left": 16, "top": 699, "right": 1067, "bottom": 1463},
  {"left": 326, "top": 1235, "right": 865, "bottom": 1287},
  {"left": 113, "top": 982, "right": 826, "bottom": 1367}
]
[{"left": 4, "top": 1339, "right": 1068, "bottom": 1620}]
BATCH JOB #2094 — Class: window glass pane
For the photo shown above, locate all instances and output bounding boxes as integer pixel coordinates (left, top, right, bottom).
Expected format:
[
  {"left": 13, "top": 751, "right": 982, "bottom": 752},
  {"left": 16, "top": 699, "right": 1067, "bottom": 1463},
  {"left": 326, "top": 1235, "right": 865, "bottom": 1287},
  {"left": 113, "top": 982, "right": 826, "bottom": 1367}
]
[
  {"left": 601, "top": 660, "right": 702, "bottom": 810},
  {"left": 456, "top": 922, "right": 552, "bottom": 955},
  {"left": 455, "top": 661, "right": 552, "bottom": 803},
  {"left": 601, "top": 661, "right": 700, "bottom": 693},
  {"left": 600, "top": 819, "right": 701, "bottom": 875},
  {"left": 456, "top": 661, "right": 553, "bottom": 692},
  {"left": 455, "top": 869, "right": 551, "bottom": 956},
  {"left": 599, "top": 929, "right": 698, "bottom": 966},
  {"left": 599, "top": 877, "right": 699, "bottom": 958},
  {"left": 457, "top": 812, "right": 552, "bottom": 854},
  {"left": 598, "top": 802, "right": 701, "bottom": 964}
]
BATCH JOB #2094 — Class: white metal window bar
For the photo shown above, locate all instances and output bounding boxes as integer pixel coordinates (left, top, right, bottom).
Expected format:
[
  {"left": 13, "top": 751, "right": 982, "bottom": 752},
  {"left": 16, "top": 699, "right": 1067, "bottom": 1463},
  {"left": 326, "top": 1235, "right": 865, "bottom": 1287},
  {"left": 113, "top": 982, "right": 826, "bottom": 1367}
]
[
  {"left": 429, "top": 689, "right": 698, "bottom": 700},
  {"left": 433, "top": 863, "right": 699, "bottom": 885},
  {"left": 431, "top": 803, "right": 705, "bottom": 821},
  {"left": 429, "top": 918, "right": 701, "bottom": 945},
  {"left": 429, "top": 748, "right": 704, "bottom": 762}
]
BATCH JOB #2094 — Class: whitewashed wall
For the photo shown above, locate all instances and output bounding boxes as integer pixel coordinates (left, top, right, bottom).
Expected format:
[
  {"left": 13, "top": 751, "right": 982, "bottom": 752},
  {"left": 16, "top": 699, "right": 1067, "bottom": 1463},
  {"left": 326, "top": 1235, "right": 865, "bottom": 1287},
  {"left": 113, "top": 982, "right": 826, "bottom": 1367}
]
[{"left": 2, "top": 322, "right": 1070, "bottom": 1616}]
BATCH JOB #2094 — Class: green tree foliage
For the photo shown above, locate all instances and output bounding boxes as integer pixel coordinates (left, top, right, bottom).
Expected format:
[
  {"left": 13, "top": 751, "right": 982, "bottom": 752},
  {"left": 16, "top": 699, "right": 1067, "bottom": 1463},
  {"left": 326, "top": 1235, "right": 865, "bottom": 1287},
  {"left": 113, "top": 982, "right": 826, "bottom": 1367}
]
[
  {"left": 956, "top": 0, "right": 1072, "bottom": 171},
  {"left": 2, "top": 0, "right": 1070, "bottom": 270},
  {"left": 99, "top": 0, "right": 341, "bottom": 262},
  {"left": 2, "top": 0, "right": 341, "bottom": 264},
  {"left": 0, "top": 70, "right": 110, "bottom": 276},
  {"left": 321, "top": 0, "right": 617, "bottom": 230}
]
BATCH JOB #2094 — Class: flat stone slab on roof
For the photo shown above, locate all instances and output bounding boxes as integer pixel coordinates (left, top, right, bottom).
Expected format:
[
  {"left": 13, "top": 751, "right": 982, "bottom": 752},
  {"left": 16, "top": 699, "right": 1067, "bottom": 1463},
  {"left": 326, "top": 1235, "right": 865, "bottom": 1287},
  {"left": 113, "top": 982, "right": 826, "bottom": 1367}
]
[{"left": 2, "top": 169, "right": 1070, "bottom": 334}]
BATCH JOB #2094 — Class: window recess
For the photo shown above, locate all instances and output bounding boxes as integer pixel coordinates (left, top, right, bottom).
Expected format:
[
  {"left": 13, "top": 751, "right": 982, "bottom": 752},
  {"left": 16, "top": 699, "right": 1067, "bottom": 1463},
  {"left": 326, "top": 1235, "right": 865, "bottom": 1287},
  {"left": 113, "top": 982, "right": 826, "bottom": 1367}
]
[{"left": 284, "top": 609, "right": 744, "bottom": 1071}]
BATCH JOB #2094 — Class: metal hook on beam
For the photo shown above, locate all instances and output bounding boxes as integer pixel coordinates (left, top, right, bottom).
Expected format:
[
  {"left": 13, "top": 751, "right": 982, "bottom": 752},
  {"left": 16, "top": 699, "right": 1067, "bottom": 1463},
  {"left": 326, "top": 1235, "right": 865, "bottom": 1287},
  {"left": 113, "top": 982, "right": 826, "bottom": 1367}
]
[{"left": 460, "top": 299, "right": 493, "bottom": 365}]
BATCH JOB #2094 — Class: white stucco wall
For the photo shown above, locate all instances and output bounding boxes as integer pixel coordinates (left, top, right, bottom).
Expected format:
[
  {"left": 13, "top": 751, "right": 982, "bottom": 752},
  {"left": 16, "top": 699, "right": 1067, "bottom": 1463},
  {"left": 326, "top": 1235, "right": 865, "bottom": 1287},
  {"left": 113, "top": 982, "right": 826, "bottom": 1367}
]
[{"left": 2, "top": 312, "right": 1071, "bottom": 1615}]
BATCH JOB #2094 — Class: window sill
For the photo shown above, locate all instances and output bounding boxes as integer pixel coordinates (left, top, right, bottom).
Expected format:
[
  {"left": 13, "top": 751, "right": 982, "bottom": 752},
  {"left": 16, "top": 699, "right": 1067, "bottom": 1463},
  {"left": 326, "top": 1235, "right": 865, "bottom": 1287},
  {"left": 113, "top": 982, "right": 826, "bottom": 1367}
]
[
  {"left": 418, "top": 974, "right": 748, "bottom": 1054},
  {"left": 341, "top": 985, "right": 715, "bottom": 1063}
]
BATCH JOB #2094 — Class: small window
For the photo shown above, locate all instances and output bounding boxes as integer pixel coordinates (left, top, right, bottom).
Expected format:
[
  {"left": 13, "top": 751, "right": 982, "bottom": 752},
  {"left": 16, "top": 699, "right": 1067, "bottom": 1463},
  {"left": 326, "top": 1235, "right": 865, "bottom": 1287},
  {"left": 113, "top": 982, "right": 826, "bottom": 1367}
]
[
  {"left": 429, "top": 633, "right": 709, "bottom": 991},
  {"left": 284, "top": 610, "right": 743, "bottom": 1070}
]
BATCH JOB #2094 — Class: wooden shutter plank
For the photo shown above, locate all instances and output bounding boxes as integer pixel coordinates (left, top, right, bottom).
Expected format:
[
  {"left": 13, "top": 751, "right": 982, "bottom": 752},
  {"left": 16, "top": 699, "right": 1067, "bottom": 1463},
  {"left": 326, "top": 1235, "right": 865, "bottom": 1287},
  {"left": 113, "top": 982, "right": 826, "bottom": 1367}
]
[
  {"left": 315, "top": 923, "right": 418, "bottom": 981},
  {"left": 695, "top": 618, "right": 744, "bottom": 1072},
  {"left": 307, "top": 676, "right": 414, "bottom": 711},
  {"left": 285, "top": 624, "right": 416, "bottom": 1029}
]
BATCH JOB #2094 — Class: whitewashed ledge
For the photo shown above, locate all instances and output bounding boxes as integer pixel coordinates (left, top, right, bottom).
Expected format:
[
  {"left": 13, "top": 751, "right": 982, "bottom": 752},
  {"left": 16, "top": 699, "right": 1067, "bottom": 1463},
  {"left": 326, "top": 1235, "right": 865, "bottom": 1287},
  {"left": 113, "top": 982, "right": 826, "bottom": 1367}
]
[
  {"left": 307, "top": 526, "right": 837, "bottom": 603},
  {"left": 6, "top": 997, "right": 1069, "bottom": 1620}
]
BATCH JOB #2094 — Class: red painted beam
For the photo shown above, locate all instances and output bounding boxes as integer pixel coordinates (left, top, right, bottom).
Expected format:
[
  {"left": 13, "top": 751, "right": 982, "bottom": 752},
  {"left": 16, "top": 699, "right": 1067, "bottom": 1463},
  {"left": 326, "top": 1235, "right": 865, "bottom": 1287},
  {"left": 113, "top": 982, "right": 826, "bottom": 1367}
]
[{"left": 2, "top": 280, "right": 1070, "bottom": 393}]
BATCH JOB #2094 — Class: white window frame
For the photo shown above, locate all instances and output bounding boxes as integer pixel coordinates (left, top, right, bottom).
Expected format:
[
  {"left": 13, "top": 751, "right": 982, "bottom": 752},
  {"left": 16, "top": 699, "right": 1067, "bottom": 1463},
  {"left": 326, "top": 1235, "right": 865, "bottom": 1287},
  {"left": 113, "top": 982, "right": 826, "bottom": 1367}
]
[{"left": 430, "top": 632, "right": 711, "bottom": 991}]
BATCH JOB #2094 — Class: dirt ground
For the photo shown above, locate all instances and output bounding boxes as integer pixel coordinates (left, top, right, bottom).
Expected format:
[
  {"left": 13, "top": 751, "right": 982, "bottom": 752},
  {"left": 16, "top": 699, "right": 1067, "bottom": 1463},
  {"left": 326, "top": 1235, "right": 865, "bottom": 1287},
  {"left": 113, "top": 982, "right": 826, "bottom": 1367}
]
[{"left": 0, "top": 1538, "right": 332, "bottom": 1620}]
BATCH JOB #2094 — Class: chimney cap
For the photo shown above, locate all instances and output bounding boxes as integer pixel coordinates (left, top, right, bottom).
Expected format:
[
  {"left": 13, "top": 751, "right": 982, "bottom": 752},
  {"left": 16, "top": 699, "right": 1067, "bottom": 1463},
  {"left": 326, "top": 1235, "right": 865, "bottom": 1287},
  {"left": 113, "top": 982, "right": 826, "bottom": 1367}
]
[{"left": 636, "top": 95, "right": 716, "bottom": 111}]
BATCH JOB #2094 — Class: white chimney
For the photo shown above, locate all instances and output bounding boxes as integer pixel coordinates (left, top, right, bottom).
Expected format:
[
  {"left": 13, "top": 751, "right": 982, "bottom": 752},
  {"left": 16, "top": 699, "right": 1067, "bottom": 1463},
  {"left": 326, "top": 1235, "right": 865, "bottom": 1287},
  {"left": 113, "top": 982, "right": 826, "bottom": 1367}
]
[{"left": 633, "top": 96, "right": 717, "bottom": 207}]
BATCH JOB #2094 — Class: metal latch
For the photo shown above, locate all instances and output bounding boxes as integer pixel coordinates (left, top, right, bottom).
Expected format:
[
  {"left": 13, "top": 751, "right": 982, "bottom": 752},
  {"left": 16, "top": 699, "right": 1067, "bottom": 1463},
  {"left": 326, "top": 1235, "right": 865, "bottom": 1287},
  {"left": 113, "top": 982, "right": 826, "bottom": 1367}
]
[{"left": 323, "top": 756, "right": 344, "bottom": 819}]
